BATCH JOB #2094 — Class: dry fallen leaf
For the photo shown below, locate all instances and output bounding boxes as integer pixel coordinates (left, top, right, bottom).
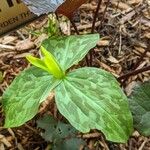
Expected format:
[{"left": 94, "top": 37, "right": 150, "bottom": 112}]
[{"left": 56, "top": 0, "right": 88, "bottom": 18}]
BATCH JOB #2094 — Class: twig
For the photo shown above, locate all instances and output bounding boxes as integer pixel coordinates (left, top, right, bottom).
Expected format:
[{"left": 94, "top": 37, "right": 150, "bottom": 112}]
[
  {"left": 138, "top": 138, "right": 148, "bottom": 150},
  {"left": 0, "top": 44, "right": 15, "bottom": 51},
  {"left": 91, "top": 0, "right": 102, "bottom": 33},
  {"left": 120, "top": 40, "right": 149, "bottom": 85},
  {"left": 70, "top": 18, "right": 90, "bottom": 66},
  {"left": 118, "top": 26, "right": 122, "bottom": 54},
  {"left": 70, "top": 18, "right": 79, "bottom": 35},
  {"left": 16, "top": 31, "right": 26, "bottom": 40},
  {"left": 90, "top": 0, "right": 102, "bottom": 66},
  {"left": 132, "top": 41, "right": 150, "bottom": 70},
  {"left": 98, "top": 0, "right": 110, "bottom": 30},
  {"left": 77, "top": 132, "right": 101, "bottom": 139},
  {"left": 72, "top": 21, "right": 100, "bottom": 31},
  {"left": 118, "top": 65, "right": 150, "bottom": 81}
]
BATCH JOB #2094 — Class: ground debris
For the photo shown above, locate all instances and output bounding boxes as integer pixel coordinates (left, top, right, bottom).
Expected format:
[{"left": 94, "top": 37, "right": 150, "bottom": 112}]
[{"left": 0, "top": 0, "right": 150, "bottom": 149}]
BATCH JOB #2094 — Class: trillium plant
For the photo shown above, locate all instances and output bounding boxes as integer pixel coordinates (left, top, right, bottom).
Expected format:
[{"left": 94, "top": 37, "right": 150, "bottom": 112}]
[{"left": 2, "top": 34, "right": 133, "bottom": 143}]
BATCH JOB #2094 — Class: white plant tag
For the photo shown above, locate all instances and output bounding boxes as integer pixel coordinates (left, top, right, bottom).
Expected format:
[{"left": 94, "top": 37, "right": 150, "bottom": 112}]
[{"left": 23, "top": 0, "right": 65, "bottom": 16}]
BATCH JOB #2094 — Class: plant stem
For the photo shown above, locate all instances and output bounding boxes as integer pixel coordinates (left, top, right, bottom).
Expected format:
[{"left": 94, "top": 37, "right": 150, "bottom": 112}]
[{"left": 118, "top": 65, "right": 150, "bottom": 81}]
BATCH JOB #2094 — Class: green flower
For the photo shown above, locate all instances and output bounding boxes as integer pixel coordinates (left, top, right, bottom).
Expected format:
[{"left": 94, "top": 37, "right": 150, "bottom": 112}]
[{"left": 26, "top": 46, "right": 65, "bottom": 79}]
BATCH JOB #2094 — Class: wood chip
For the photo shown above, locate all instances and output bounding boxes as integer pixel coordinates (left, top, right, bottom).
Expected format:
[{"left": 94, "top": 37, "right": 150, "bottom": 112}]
[
  {"left": 134, "top": 46, "right": 150, "bottom": 57},
  {"left": 2, "top": 36, "right": 18, "bottom": 45},
  {"left": 107, "top": 56, "right": 119, "bottom": 64},
  {"left": 97, "top": 40, "right": 110, "bottom": 46},
  {"left": 16, "top": 39, "right": 35, "bottom": 51},
  {"left": 111, "top": 1, "right": 131, "bottom": 10},
  {"left": 0, "top": 44, "right": 16, "bottom": 51},
  {"left": 0, "top": 134, "right": 12, "bottom": 148},
  {"left": 128, "top": 0, "right": 143, "bottom": 5}
]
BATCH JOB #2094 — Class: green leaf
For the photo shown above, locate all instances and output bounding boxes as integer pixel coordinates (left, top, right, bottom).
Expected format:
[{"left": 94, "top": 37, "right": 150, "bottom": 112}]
[
  {"left": 37, "top": 115, "right": 78, "bottom": 141},
  {"left": 2, "top": 67, "right": 60, "bottom": 128},
  {"left": 37, "top": 115, "right": 87, "bottom": 150},
  {"left": 42, "top": 34, "right": 99, "bottom": 71},
  {"left": 129, "top": 81, "right": 150, "bottom": 136},
  {"left": 55, "top": 67, "right": 133, "bottom": 143},
  {"left": 53, "top": 138, "right": 87, "bottom": 150}
]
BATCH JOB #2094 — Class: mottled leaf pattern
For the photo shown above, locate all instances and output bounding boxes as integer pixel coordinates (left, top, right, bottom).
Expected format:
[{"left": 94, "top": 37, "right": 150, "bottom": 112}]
[
  {"left": 23, "top": 0, "right": 64, "bottom": 16},
  {"left": 3, "top": 67, "right": 60, "bottom": 128},
  {"left": 129, "top": 81, "right": 150, "bottom": 136},
  {"left": 37, "top": 115, "right": 87, "bottom": 150},
  {"left": 37, "top": 115, "right": 78, "bottom": 141},
  {"left": 53, "top": 138, "right": 87, "bottom": 150},
  {"left": 55, "top": 67, "right": 133, "bottom": 142},
  {"left": 42, "top": 34, "right": 99, "bottom": 71}
]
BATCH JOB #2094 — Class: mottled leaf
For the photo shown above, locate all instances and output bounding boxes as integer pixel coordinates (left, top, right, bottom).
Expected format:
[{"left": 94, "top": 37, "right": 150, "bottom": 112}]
[
  {"left": 129, "top": 81, "right": 150, "bottom": 136},
  {"left": 42, "top": 34, "right": 99, "bottom": 71},
  {"left": 55, "top": 67, "right": 133, "bottom": 143},
  {"left": 53, "top": 138, "right": 87, "bottom": 150},
  {"left": 37, "top": 115, "right": 78, "bottom": 141},
  {"left": 23, "top": 0, "right": 64, "bottom": 16},
  {"left": 37, "top": 115, "right": 86, "bottom": 150},
  {"left": 2, "top": 67, "right": 60, "bottom": 128}
]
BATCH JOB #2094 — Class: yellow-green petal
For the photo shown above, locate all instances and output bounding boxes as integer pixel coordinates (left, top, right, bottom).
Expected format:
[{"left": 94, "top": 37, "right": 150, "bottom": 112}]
[
  {"left": 26, "top": 55, "right": 48, "bottom": 72},
  {"left": 41, "top": 46, "right": 65, "bottom": 79}
]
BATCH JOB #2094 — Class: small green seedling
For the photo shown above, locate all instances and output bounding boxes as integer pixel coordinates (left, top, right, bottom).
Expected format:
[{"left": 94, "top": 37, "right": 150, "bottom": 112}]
[{"left": 2, "top": 34, "right": 133, "bottom": 143}]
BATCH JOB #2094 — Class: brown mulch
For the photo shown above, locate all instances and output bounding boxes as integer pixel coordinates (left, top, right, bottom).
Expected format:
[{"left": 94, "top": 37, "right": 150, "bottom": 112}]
[{"left": 0, "top": 0, "right": 150, "bottom": 149}]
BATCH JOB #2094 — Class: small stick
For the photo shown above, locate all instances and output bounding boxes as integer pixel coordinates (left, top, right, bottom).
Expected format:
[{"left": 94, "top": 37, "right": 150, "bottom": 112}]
[
  {"left": 91, "top": 0, "right": 103, "bottom": 33},
  {"left": 70, "top": 18, "right": 80, "bottom": 35},
  {"left": 98, "top": 0, "right": 110, "bottom": 30},
  {"left": 121, "top": 40, "right": 149, "bottom": 84},
  {"left": 132, "top": 41, "right": 150, "bottom": 70},
  {"left": 90, "top": 0, "right": 103, "bottom": 66},
  {"left": 118, "top": 65, "right": 150, "bottom": 81},
  {"left": 70, "top": 17, "right": 90, "bottom": 66}
]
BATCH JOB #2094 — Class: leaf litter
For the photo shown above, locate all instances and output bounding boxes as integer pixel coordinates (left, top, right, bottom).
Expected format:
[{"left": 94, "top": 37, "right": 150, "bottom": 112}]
[{"left": 0, "top": 0, "right": 150, "bottom": 149}]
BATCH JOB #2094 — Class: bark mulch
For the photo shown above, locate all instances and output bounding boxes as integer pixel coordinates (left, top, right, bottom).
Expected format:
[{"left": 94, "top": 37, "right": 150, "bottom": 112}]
[{"left": 0, "top": 0, "right": 150, "bottom": 149}]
